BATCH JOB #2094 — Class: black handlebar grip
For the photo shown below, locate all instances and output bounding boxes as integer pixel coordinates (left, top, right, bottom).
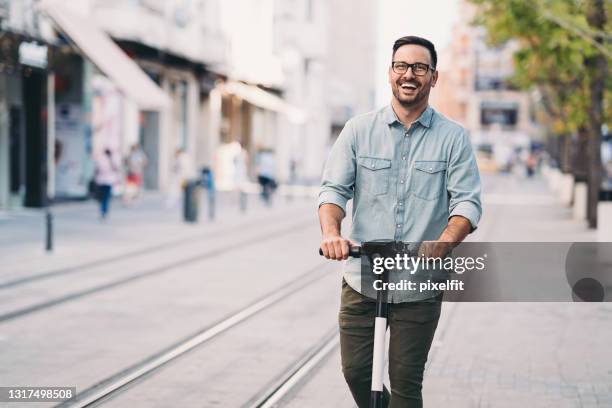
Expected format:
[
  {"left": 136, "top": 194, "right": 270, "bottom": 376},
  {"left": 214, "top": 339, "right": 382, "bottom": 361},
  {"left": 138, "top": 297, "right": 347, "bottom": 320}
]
[
  {"left": 349, "top": 247, "right": 362, "bottom": 257},
  {"left": 319, "top": 246, "right": 362, "bottom": 258}
]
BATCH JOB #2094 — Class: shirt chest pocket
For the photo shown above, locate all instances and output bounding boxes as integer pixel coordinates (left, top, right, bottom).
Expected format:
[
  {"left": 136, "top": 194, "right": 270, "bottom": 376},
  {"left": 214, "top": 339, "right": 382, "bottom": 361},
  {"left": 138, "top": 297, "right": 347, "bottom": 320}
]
[
  {"left": 357, "top": 156, "right": 392, "bottom": 196},
  {"left": 411, "top": 160, "right": 447, "bottom": 200}
]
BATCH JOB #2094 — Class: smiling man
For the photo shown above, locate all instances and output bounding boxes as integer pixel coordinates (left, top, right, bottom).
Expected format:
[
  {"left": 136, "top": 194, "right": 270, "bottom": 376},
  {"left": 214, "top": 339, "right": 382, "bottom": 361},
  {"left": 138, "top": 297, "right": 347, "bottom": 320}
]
[{"left": 318, "top": 36, "right": 482, "bottom": 407}]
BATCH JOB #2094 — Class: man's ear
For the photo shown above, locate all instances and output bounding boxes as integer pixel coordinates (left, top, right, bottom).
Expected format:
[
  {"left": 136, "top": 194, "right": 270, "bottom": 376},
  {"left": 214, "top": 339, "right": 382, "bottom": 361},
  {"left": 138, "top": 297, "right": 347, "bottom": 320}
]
[{"left": 431, "top": 70, "right": 439, "bottom": 88}]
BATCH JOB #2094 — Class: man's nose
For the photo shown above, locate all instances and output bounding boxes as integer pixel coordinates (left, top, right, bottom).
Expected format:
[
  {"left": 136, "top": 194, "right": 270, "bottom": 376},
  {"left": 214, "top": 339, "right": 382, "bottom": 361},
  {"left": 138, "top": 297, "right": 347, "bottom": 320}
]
[{"left": 401, "top": 67, "right": 416, "bottom": 80}]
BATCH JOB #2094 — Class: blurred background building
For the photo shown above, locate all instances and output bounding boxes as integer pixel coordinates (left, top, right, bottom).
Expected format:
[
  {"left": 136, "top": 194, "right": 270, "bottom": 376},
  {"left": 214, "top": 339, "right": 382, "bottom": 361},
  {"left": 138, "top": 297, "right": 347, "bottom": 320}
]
[
  {"left": 0, "top": 0, "right": 608, "bottom": 231},
  {"left": 325, "top": 0, "right": 377, "bottom": 163},
  {"left": 0, "top": 0, "right": 377, "bottom": 209},
  {"left": 431, "top": 0, "right": 543, "bottom": 173}
]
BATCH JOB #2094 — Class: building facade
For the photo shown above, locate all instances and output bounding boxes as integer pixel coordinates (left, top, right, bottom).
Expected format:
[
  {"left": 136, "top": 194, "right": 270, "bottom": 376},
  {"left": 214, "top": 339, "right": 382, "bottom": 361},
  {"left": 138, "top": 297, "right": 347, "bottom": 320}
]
[
  {"left": 327, "top": 0, "right": 377, "bottom": 140},
  {"left": 0, "top": 0, "right": 55, "bottom": 209},
  {"left": 0, "top": 0, "right": 378, "bottom": 210},
  {"left": 273, "top": 0, "right": 377, "bottom": 183},
  {"left": 430, "top": 1, "right": 542, "bottom": 170}
]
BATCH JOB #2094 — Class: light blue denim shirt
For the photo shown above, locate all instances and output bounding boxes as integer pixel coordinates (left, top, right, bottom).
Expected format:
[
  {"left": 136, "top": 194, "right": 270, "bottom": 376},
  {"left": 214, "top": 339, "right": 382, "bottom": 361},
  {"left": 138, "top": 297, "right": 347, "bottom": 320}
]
[{"left": 318, "top": 105, "right": 482, "bottom": 302}]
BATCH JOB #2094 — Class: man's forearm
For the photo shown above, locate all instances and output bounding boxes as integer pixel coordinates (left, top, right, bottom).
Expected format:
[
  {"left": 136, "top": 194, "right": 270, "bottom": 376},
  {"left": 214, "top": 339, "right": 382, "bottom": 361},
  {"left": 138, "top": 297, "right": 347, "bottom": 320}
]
[
  {"left": 438, "top": 215, "right": 472, "bottom": 246},
  {"left": 318, "top": 203, "right": 351, "bottom": 260},
  {"left": 420, "top": 215, "right": 472, "bottom": 258},
  {"left": 318, "top": 203, "right": 344, "bottom": 237}
]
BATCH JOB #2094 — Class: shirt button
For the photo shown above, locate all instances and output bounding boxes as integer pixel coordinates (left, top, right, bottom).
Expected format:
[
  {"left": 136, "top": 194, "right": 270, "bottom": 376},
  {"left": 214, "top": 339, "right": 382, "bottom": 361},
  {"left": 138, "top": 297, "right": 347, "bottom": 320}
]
[
  {"left": 429, "top": 167, "right": 433, "bottom": 171},
  {"left": 399, "top": 202, "right": 403, "bottom": 206},
  {"left": 400, "top": 179, "right": 404, "bottom": 184},
  {"left": 371, "top": 164, "right": 376, "bottom": 168},
  {"left": 402, "top": 156, "right": 406, "bottom": 160},
  {"left": 397, "top": 224, "right": 401, "bottom": 228}
]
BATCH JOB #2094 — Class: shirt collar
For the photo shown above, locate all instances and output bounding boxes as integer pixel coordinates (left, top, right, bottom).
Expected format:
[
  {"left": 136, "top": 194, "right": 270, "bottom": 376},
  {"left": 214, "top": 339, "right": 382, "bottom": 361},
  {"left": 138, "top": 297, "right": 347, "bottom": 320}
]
[{"left": 384, "top": 104, "right": 434, "bottom": 129}]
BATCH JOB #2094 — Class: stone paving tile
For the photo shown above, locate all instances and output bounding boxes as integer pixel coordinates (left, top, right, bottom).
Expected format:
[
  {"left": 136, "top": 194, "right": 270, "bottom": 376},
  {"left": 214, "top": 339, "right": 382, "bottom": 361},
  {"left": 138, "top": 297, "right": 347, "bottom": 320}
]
[
  {"left": 279, "top": 347, "right": 357, "bottom": 408},
  {"left": 423, "top": 303, "right": 612, "bottom": 408}
]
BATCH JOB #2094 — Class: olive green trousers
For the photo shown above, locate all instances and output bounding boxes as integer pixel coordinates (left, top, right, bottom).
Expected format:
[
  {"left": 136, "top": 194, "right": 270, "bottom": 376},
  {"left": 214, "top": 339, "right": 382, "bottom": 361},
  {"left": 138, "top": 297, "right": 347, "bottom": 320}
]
[{"left": 339, "top": 279, "right": 442, "bottom": 408}]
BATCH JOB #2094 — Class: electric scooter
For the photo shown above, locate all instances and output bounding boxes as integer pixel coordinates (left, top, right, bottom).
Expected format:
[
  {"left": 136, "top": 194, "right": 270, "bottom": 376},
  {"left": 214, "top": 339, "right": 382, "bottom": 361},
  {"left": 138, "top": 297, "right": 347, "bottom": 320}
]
[{"left": 319, "top": 240, "right": 398, "bottom": 408}]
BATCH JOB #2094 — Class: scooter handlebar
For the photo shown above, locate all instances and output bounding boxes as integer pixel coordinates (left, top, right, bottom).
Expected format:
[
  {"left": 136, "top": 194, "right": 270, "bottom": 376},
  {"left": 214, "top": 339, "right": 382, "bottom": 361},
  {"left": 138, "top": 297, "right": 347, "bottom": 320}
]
[{"left": 319, "top": 246, "right": 362, "bottom": 258}]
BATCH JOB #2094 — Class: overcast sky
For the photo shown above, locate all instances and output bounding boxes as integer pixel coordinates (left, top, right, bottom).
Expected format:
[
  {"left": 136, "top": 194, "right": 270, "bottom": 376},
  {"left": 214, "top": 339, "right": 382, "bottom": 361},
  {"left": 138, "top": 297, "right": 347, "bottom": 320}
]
[{"left": 375, "top": 0, "right": 460, "bottom": 106}]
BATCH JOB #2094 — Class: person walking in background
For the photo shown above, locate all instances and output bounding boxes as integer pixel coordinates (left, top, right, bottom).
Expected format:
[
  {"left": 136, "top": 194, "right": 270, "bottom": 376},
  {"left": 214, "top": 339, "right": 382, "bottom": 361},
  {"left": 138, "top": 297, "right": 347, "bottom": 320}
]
[
  {"left": 232, "top": 142, "right": 249, "bottom": 211},
  {"left": 124, "top": 144, "right": 148, "bottom": 204},
  {"left": 166, "top": 148, "right": 196, "bottom": 208},
  {"left": 526, "top": 151, "right": 537, "bottom": 178},
  {"left": 256, "top": 148, "right": 277, "bottom": 206},
  {"left": 94, "top": 148, "right": 121, "bottom": 220}
]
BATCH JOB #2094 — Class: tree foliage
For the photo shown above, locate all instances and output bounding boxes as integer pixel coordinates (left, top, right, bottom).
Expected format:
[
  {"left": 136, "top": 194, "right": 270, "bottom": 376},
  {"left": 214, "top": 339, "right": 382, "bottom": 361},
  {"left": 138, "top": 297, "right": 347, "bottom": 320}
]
[{"left": 470, "top": 0, "right": 611, "bottom": 135}]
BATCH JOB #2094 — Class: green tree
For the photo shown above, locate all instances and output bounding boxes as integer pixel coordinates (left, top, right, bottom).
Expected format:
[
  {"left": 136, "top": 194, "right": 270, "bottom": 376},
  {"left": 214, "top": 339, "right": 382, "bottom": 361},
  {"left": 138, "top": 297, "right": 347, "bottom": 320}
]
[{"left": 470, "top": 0, "right": 611, "bottom": 228}]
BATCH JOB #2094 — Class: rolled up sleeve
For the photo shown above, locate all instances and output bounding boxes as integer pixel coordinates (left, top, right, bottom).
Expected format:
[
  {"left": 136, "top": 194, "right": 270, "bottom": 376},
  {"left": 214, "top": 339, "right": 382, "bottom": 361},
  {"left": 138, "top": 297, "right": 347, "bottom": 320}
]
[
  {"left": 318, "top": 120, "right": 356, "bottom": 214},
  {"left": 446, "top": 130, "right": 482, "bottom": 230}
]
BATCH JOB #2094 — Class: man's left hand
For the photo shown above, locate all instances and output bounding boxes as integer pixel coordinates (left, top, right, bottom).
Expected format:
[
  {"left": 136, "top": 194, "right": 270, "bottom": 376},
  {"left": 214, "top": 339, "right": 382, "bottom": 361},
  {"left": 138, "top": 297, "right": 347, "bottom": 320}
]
[{"left": 418, "top": 240, "right": 453, "bottom": 259}]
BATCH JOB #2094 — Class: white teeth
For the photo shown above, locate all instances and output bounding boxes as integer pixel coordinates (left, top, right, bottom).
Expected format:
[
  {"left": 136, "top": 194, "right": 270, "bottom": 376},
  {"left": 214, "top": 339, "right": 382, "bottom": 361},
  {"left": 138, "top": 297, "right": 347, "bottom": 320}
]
[{"left": 400, "top": 83, "right": 417, "bottom": 89}]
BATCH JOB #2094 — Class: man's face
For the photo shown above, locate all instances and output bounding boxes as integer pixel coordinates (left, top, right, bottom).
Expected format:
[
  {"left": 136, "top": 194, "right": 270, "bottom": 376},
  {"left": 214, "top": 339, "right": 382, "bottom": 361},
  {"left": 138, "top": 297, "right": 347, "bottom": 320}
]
[{"left": 388, "top": 44, "right": 438, "bottom": 108}]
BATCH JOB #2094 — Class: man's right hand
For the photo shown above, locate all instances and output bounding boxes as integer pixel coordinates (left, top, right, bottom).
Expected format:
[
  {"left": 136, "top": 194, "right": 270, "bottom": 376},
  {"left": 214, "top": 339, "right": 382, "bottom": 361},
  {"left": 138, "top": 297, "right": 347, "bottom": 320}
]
[{"left": 320, "top": 235, "right": 352, "bottom": 260}]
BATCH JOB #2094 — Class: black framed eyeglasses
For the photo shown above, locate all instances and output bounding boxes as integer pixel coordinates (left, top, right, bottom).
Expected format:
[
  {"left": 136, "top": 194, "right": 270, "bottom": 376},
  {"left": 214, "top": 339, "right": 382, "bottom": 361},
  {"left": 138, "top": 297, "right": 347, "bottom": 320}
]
[{"left": 391, "top": 61, "right": 434, "bottom": 76}]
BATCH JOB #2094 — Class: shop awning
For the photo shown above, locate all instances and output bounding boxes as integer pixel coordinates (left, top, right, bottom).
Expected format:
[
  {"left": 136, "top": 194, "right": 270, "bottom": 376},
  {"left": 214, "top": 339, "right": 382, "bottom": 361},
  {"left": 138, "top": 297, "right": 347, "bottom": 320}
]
[
  {"left": 223, "top": 81, "right": 307, "bottom": 124},
  {"left": 39, "top": 1, "right": 170, "bottom": 110}
]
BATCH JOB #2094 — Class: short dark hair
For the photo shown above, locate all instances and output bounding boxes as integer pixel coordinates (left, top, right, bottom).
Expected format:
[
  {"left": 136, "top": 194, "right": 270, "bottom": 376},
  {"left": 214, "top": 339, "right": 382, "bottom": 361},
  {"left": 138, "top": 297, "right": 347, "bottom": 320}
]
[{"left": 392, "top": 36, "right": 437, "bottom": 69}]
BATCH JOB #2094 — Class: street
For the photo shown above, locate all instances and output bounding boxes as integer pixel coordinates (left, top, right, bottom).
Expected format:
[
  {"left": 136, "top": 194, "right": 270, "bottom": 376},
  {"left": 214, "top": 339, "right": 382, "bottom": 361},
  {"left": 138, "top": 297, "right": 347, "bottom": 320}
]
[{"left": 0, "top": 173, "right": 610, "bottom": 407}]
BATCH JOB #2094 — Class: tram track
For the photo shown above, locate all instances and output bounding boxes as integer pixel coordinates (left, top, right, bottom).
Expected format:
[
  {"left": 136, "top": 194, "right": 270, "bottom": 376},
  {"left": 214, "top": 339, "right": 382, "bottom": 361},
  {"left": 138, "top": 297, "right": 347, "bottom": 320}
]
[
  {"left": 244, "top": 328, "right": 339, "bottom": 408},
  {"left": 0, "top": 206, "right": 310, "bottom": 291},
  {"left": 53, "top": 262, "right": 332, "bottom": 408},
  {"left": 0, "top": 217, "right": 313, "bottom": 323},
  {"left": 3, "top": 201, "right": 344, "bottom": 408}
]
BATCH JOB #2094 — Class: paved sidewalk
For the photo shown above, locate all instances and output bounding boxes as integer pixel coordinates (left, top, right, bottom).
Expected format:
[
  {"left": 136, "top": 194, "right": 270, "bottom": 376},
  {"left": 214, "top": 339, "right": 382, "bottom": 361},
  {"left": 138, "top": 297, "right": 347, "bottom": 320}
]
[
  {"left": 421, "top": 174, "right": 609, "bottom": 408},
  {"left": 473, "top": 173, "right": 597, "bottom": 242},
  {"left": 424, "top": 302, "right": 612, "bottom": 408}
]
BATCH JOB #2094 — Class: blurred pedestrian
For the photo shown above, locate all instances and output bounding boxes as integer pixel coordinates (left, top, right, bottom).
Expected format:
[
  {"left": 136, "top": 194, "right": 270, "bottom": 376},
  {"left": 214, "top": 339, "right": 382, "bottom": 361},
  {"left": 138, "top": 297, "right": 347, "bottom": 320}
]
[
  {"left": 94, "top": 148, "right": 121, "bottom": 220},
  {"left": 166, "top": 148, "right": 196, "bottom": 208},
  {"left": 526, "top": 151, "right": 537, "bottom": 178},
  {"left": 124, "top": 144, "right": 148, "bottom": 204},
  {"left": 256, "top": 148, "right": 277, "bottom": 206},
  {"left": 233, "top": 142, "right": 249, "bottom": 211}
]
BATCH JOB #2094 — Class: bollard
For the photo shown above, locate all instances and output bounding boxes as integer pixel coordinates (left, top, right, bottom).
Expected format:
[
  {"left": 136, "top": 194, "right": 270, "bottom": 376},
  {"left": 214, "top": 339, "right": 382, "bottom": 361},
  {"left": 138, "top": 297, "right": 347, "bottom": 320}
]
[
  {"left": 239, "top": 190, "right": 247, "bottom": 213},
  {"left": 183, "top": 181, "right": 199, "bottom": 223},
  {"left": 288, "top": 162, "right": 296, "bottom": 203},
  {"left": 200, "top": 167, "right": 216, "bottom": 221},
  {"left": 207, "top": 189, "right": 215, "bottom": 220},
  {"left": 45, "top": 209, "right": 53, "bottom": 252}
]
